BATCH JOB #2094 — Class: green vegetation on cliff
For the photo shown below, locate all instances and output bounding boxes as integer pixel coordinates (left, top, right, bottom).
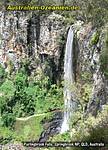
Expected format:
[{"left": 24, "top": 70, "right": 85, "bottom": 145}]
[{"left": 100, "top": 29, "right": 108, "bottom": 78}]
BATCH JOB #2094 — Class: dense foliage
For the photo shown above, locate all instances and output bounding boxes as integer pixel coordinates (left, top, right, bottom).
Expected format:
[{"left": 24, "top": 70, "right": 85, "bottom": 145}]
[{"left": 0, "top": 59, "right": 63, "bottom": 130}]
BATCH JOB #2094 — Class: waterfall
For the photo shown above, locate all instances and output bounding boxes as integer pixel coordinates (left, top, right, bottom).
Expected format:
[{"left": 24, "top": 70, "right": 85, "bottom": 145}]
[{"left": 61, "top": 27, "right": 76, "bottom": 133}]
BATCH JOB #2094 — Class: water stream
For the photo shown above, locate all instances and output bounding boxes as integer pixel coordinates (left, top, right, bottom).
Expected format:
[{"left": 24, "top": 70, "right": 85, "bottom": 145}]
[{"left": 61, "top": 27, "right": 76, "bottom": 133}]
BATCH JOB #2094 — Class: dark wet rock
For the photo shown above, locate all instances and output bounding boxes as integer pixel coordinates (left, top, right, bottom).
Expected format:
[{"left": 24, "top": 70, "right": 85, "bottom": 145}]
[{"left": 39, "top": 111, "right": 62, "bottom": 142}]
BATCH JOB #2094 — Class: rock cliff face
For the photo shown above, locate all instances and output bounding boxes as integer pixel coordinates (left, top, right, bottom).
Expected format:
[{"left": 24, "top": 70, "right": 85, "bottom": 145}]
[
  {"left": 85, "top": 28, "right": 108, "bottom": 116},
  {"left": 75, "top": 22, "right": 108, "bottom": 116},
  {"left": 0, "top": 10, "right": 108, "bottom": 116},
  {"left": 0, "top": 11, "right": 28, "bottom": 50},
  {"left": 0, "top": 11, "right": 28, "bottom": 70},
  {"left": 0, "top": 11, "right": 66, "bottom": 82}
]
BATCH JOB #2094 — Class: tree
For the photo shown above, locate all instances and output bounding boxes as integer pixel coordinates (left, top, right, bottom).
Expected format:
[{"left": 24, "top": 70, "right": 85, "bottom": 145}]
[{"left": 2, "top": 113, "right": 16, "bottom": 128}]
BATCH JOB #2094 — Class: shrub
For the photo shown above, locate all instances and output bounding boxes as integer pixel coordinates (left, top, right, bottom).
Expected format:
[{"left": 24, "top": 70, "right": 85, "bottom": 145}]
[
  {"left": 0, "top": 64, "right": 5, "bottom": 85},
  {"left": 2, "top": 113, "right": 16, "bottom": 128},
  {"left": 90, "top": 31, "right": 100, "bottom": 45}
]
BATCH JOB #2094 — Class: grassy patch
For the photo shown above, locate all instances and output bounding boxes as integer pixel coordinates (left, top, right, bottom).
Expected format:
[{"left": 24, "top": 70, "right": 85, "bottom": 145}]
[
  {"left": 14, "top": 115, "right": 45, "bottom": 142},
  {"left": 0, "top": 126, "right": 13, "bottom": 144},
  {"left": 0, "top": 113, "right": 54, "bottom": 143},
  {"left": 90, "top": 31, "right": 100, "bottom": 46}
]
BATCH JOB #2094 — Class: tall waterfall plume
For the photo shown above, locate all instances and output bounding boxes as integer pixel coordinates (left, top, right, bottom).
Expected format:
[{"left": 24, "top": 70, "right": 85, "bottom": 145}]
[{"left": 61, "top": 27, "right": 77, "bottom": 133}]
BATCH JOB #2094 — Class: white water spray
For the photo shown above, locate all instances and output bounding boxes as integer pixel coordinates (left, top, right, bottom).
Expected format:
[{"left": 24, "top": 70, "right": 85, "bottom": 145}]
[{"left": 61, "top": 27, "right": 76, "bottom": 133}]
